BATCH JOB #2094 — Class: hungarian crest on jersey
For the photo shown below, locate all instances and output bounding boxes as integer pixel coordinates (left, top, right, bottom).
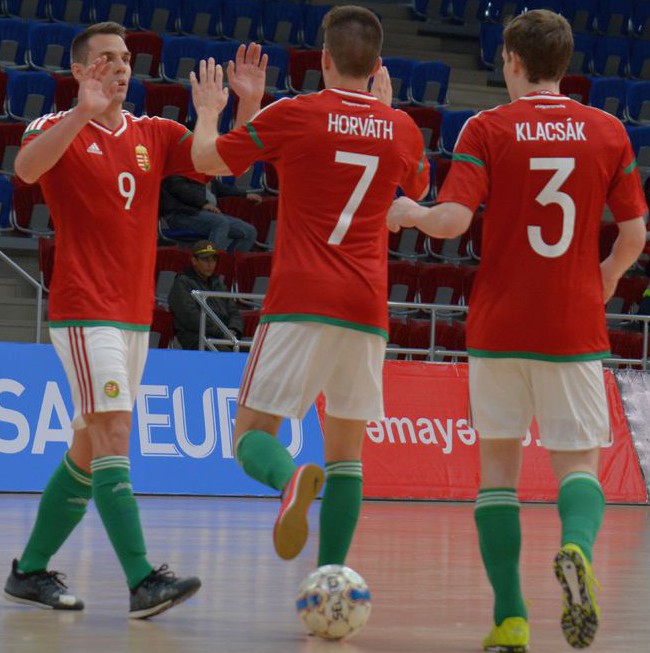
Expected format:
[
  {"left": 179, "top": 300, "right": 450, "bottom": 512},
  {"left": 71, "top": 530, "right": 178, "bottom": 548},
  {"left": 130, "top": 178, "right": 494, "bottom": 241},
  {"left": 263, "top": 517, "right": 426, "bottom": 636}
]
[{"left": 135, "top": 144, "right": 150, "bottom": 171}]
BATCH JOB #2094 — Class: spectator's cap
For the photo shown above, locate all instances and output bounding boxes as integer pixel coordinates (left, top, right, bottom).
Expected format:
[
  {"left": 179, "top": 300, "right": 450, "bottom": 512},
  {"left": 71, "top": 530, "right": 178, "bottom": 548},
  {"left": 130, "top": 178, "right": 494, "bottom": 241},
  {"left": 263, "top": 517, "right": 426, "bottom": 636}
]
[{"left": 192, "top": 240, "right": 219, "bottom": 259}]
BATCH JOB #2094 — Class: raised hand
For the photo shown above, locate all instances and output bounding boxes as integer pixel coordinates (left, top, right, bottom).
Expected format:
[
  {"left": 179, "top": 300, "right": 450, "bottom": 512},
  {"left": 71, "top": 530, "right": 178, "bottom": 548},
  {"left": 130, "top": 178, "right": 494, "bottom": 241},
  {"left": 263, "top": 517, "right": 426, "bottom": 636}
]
[
  {"left": 190, "top": 58, "right": 229, "bottom": 117},
  {"left": 226, "top": 43, "right": 268, "bottom": 104},
  {"left": 76, "top": 56, "right": 119, "bottom": 118},
  {"left": 370, "top": 64, "right": 393, "bottom": 107}
]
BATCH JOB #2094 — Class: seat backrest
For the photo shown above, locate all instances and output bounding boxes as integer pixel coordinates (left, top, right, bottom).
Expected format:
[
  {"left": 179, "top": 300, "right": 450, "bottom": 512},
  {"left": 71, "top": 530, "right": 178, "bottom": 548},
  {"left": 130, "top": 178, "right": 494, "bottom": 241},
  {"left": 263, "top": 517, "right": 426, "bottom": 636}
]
[
  {"left": 6, "top": 70, "right": 56, "bottom": 122},
  {"left": 221, "top": 0, "right": 261, "bottom": 40}
]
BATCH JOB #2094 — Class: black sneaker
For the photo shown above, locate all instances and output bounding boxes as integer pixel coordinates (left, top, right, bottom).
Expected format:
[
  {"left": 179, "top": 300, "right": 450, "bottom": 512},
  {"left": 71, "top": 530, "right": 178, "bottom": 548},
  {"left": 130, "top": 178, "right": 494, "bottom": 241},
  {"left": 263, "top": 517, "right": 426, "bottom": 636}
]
[
  {"left": 129, "top": 564, "right": 201, "bottom": 619},
  {"left": 4, "top": 559, "right": 84, "bottom": 610}
]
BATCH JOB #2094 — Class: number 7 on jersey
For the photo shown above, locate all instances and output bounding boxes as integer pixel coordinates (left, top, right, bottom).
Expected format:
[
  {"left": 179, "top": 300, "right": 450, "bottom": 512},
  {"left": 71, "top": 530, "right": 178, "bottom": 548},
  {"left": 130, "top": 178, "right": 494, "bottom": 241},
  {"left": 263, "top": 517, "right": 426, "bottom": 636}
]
[{"left": 328, "top": 151, "right": 379, "bottom": 245}]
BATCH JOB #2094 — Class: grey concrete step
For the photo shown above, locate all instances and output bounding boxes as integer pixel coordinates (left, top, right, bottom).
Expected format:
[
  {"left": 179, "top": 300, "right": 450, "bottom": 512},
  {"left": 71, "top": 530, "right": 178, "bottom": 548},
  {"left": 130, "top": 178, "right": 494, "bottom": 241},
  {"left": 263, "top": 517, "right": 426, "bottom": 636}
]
[
  {"left": 448, "top": 82, "right": 510, "bottom": 110},
  {"left": 0, "top": 276, "right": 41, "bottom": 299},
  {"left": 0, "top": 296, "right": 44, "bottom": 321},
  {"left": 0, "top": 319, "right": 50, "bottom": 344}
]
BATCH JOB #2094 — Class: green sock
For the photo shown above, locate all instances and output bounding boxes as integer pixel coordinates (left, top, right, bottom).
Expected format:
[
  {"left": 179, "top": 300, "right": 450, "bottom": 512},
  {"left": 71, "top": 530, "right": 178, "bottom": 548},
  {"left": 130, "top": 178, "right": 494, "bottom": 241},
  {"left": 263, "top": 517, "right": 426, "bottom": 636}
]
[
  {"left": 318, "top": 461, "right": 363, "bottom": 566},
  {"left": 19, "top": 454, "right": 92, "bottom": 573},
  {"left": 236, "top": 430, "right": 296, "bottom": 491},
  {"left": 474, "top": 488, "right": 527, "bottom": 625},
  {"left": 558, "top": 472, "right": 605, "bottom": 562},
  {"left": 91, "top": 456, "right": 153, "bottom": 590}
]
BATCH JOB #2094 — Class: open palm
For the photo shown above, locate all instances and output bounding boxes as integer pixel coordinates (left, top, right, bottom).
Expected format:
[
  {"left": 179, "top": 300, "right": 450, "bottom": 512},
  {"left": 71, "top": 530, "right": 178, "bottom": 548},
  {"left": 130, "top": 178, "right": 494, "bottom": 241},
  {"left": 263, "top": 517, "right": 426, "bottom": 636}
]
[
  {"left": 76, "top": 57, "right": 118, "bottom": 117},
  {"left": 227, "top": 43, "right": 268, "bottom": 104}
]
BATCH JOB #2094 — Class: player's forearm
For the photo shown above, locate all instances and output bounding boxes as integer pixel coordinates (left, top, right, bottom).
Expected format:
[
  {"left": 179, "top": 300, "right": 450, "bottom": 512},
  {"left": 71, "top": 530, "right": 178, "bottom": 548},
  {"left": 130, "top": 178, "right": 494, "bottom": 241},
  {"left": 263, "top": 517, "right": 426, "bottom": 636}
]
[
  {"left": 15, "top": 107, "right": 93, "bottom": 184},
  {"left": 234, "top": 98, "right": 260, "bottom": 129},
  {"left": 191, "top": 111, "right": 232, "bottom": 176},
  {"left": 601, "top": 217, "right": 646, "bottom": 281},
  {"left": 415, "top": 202, "right": 473, "bottom": 239}
]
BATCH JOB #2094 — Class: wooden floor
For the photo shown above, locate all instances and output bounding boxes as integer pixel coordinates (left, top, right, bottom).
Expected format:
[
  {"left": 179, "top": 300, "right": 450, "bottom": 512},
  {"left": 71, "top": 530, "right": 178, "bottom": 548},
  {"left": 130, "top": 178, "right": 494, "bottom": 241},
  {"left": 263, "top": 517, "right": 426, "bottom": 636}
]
[{"left": 0, "top": 495, "right": 648, "bottom": 653}]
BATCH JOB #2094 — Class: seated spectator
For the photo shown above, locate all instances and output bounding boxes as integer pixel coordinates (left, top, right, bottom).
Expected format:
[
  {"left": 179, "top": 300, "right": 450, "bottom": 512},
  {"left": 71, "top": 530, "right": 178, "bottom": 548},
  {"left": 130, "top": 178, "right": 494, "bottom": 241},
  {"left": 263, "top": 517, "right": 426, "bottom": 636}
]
[
  {"left": 168, "top": 240, "right": 244, "bottom": 350},
  {"left": 160, "top": 175, "right": 259, "bottom": 253}
]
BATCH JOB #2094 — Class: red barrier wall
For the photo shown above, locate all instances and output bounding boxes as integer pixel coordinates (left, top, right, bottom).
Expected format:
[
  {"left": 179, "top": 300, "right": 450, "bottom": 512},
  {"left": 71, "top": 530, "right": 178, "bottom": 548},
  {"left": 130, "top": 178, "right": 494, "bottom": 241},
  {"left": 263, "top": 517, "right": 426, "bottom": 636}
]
[{"left": 320, "top": 362, "right": 647, "bottom": 503}]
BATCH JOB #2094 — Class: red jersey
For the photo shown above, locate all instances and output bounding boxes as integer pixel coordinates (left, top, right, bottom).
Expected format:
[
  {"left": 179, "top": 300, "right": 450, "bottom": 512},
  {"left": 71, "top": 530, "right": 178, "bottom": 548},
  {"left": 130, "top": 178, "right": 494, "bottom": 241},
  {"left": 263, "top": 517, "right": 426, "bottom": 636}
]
[
  {"left": 437, "top": 92, "right": 648, "bottom": 360},
  {"left": 21, "top": 111, "right": 204, "bottom": 328},
  {"left": 216, "top": 89, "right": 429, "bottom": 337}
]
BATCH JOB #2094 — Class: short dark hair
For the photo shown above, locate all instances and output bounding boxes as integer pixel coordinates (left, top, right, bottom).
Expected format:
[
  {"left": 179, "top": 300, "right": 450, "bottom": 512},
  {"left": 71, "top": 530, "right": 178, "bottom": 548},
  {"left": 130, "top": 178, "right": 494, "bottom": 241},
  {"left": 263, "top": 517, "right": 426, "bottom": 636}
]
[
  {"left": 71, "top": 22, "right": 126, "bottom": 64},
  {"left": 503, "top": 10, "right": 573, "bottom": 83},
  {"left": 322, "top": 5, "right": 383, "bottom": 78}
]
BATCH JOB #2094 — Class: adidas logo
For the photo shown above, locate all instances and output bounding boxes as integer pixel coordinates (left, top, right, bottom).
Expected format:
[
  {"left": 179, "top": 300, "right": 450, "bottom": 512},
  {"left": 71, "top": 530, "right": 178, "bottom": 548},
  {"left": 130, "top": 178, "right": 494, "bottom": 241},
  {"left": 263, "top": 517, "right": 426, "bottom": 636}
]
[{"left": 86, "top": 142, "right": 103, "bottom": 155}]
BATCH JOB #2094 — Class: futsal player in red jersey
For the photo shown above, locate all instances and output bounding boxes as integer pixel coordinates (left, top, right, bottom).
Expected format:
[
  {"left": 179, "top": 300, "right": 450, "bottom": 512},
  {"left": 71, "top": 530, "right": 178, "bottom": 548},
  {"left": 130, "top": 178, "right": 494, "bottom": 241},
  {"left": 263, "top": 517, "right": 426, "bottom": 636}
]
[
  {"left": 387, "top": 10, "right": 647, "bottom": 652},
  {"left": 190, "top": 6, "right": 429, "bottom": 568},
  {"left": 4, "top": 22, "right": 264, "bottom": 619}
]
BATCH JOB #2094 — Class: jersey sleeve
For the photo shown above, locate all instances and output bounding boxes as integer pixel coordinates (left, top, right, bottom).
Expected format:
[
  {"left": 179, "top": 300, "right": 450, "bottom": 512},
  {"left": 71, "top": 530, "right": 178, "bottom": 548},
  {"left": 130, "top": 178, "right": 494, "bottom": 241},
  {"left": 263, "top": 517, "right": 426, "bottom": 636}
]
[
  {"left": 160, "top": 119, "right": 209, "bottom": 183},
  {"left": 607, "top": 127, "right": 648, "bottom": 223},
  {"left": 398, "top": 116, "right": 430, "bottom": 200},
  {"left": 436, "top": 115, "right": 489, "bottom": 211},
  {"left": 216, "top": 98, "right": 294, "bottom": 177}
]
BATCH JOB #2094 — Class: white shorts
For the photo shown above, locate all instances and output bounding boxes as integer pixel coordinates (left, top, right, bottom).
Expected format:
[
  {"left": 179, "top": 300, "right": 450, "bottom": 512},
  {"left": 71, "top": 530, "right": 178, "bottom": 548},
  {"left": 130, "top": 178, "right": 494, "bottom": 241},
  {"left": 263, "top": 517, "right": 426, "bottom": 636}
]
[
  {"left": 239, "top": 321, "right": 386, "bottom": 420},
  {"left": 50, "top": 326, "right": 149, "bottom": 429},
  {"left": 468, "top": 356, "right": 610, "bottom": 451}
]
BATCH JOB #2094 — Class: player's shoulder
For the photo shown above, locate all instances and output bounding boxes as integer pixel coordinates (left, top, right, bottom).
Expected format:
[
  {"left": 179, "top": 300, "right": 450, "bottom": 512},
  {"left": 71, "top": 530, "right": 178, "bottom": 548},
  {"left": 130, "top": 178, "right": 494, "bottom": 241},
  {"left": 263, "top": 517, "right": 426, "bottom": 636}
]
[
  {"left": 24, "top": 109, "right": 73, "bottom": 133},
  {"left": 127, "top": 112, "right": 189, "bottom": 133}
]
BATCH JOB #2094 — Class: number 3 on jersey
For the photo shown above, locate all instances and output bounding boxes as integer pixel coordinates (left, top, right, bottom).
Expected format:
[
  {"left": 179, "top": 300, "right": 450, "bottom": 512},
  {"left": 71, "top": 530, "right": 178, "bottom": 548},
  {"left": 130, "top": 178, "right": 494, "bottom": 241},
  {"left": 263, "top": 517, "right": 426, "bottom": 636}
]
[
  {"left": 328, "top": 151, "right": 379, "bottom": 245},
  {"left": 118, "top": 172, "right": 136, "bottom": 210},
  {"left": 527, "top": 157, "right": 575, "bottom": 258}
]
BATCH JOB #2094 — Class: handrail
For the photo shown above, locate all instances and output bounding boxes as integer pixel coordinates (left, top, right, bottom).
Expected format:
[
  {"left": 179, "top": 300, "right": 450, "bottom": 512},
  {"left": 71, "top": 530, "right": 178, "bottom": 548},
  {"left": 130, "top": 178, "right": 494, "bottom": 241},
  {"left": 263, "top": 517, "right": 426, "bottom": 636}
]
[
  {"left": 190, "top": 289, "right": 650, "bottom": 369},
  {"left": 0, "top": 249, "right": 43, "bottom": 343}
]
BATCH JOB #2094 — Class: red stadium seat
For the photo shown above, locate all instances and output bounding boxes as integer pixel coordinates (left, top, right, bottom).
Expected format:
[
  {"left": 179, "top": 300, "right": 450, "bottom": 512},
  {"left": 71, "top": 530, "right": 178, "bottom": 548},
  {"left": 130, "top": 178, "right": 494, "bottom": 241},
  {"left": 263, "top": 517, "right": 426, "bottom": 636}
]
[
  {"left": 288, "top": 49, "right": 323, "bottom": 94},
  {"left": 150, "top": 305, "right": 174, "bottom": 348},
  {"left": 144, "top": 81, "right": 189, "bottom": 123},
  {"left": 53, "top": 73, "right": 78, "bottom": 111},
  {"left": 125, "top": 31, "right": 163, "bottom": 82},
  {"left": 607, "top": 275, "right": 647, "bottom": 315},
  {"left": 38, "top": 236, "right": 55, "bottom": 293},
  {"left": 0, "top": 121, "right": 25, "bottom": 175},
  {"left": 12, "top": 179, "right": 53, "bottom": 236},
  {"left": 560, "top": 75, "right": 591, "bottom": 104},
  {"left": 401, "top": 106, "right": 443, "bottom": 154},
  {"left": 417, "top": 264, "right": 466, "bottom": 307},
  {"left": 234, "top": 251, "right": 273, "bottom": 307}
]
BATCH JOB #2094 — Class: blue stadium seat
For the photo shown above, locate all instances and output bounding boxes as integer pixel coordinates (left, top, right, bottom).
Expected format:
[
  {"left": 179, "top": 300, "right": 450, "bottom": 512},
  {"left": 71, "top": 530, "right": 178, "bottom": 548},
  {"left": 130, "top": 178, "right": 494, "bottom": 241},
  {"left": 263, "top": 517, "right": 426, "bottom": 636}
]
[
  {"left": 179, "top": 0, "right": 222, "bottom": 38},
  {"left": 631, "top": 0, "right": 650, "bottom": 39},
  {"left": 515, "top": 1, "right": 562, "bottom": 14},
  {"left": 413, "top": 0, "right": 432, "bottom": 19},
  {"left": 629, "top": 38, "right": 650, "bottom": 80},
  {"left": 484, "top": 0, "right": 520, "bottom": 23},
  {"left": 595, "top": 0, "right": 634, "bottom": 36},
  {"left": 5, "top": 70, "right": 56, "bottom": 123},
  {"left": 625, "top": 80, "right": 650, "bottom": 125},
  {"left": 439, "top": 109, "right": 474, "bottom": 157},
  {"left": 221, "top": 0, "right": 262, "bottom": 41},
  {"left": 410, "top": 61, "right": 450, "bottom": 107},
  {"left": 0, "top": 175, "right": 13, "bottom": 231},
  {"left": 445, "top": 0, "right": 488, "bottom": 24},
  {"left": 0, "top": 18, "right": 29, "bottom": 70},
  {"left": 261, "top": 1, "right": 302, "bottom": 46},
  {"left": 27, "top": 22, "right": 78, "bottom": 74},
  {"left": 561, "top": 0, "right": 598, "bottom": 33},
  {"left": 588, "top": 76, "right": 626, "bottom": 118},
  {"left": 592, "top": 35, "right": 630, "bottom": 77},
  {"left": 627, "top": 125, "right": 650, "bottom": 169},
  {"left": 203, "top": 40, "right": 239, "bottom": 67},
  {"left": 48, "top": 0, "right": 94, "bottom": 24},
  {"left": 136, "top": 0, "right": 180, "bottom": 35},
  {"left": 382, "top": 57, "right": 416, "bottom": 105},
  {"left": 302, "top": 4, "right": 332, "bottom": 48},
  {"left": 124, "top": 78, "right": 146, "bottom": 116},
  {"left": 479, "top": 21, "right": 503, "bottom": 69},
  {"left": 261, "top": 45, "right": 290, "bottom": 93},
  {"left": 568, "top": 31, "right": 596, "bottom": 74},
  {"left": 160, "top": 35, "right": 206, "bottom": 84},
  {"left": 4, "top": 0, "right": 48, "bottom": 20},
  {"left": 92, "top": 0, "right": 137, "bottom": 29}
]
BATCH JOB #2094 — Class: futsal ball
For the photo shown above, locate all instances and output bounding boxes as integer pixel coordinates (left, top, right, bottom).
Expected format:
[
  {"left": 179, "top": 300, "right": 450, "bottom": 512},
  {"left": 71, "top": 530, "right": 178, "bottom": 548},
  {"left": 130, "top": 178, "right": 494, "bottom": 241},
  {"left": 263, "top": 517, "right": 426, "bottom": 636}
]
[{"left": 296, "top": 564, "right": 372, "bottom": 640}]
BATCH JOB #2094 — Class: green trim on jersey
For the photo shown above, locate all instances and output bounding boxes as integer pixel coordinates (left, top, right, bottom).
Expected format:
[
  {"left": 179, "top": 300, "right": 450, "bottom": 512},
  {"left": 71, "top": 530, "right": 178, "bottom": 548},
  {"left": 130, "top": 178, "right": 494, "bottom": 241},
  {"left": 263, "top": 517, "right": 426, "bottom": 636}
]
[
  {"left": 178, "top": 131, "right": 192, "bottom": 144},
  {"left": 417, "top": 153, "right": 425, "bottom": 174},
  {"left": 260, "top": 314, "right": 388, "bottom": 339},
  {"left": 22, "top": 129, "right": 43, "bottom": 142},
  {"left": 467, "top": 348, "right": 610, "bottom": 362},
  {"left": 49, "top": 320, "right": 150, "bottom": 331},
  {"left": 623, "top": 159, "right": 638, "bottom": 174},
  {"left": 452, "top": 152, "right": 484, "bottom": 167},
  {"left": 246, "top": 122, "right": 264, "bottom": 149}
]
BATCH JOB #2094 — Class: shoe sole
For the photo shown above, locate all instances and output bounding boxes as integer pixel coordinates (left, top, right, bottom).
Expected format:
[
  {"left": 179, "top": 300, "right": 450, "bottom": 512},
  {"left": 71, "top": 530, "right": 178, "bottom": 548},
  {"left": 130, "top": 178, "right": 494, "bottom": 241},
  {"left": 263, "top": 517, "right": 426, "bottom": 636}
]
[
  {"left": 4, "top": 590, "right": 84, "bottom": 611},
  {"left": 128, "top": 580, "right": 202, "bottom": 620},
  {"left": 484, "top": 646, "right": 528, "bottom": 653},
  {"left": 554, "top": 549, "right": 599, "bottom": 649},
  {"left": 274, "top": 464, "right": 324, "bottom": 561}
]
